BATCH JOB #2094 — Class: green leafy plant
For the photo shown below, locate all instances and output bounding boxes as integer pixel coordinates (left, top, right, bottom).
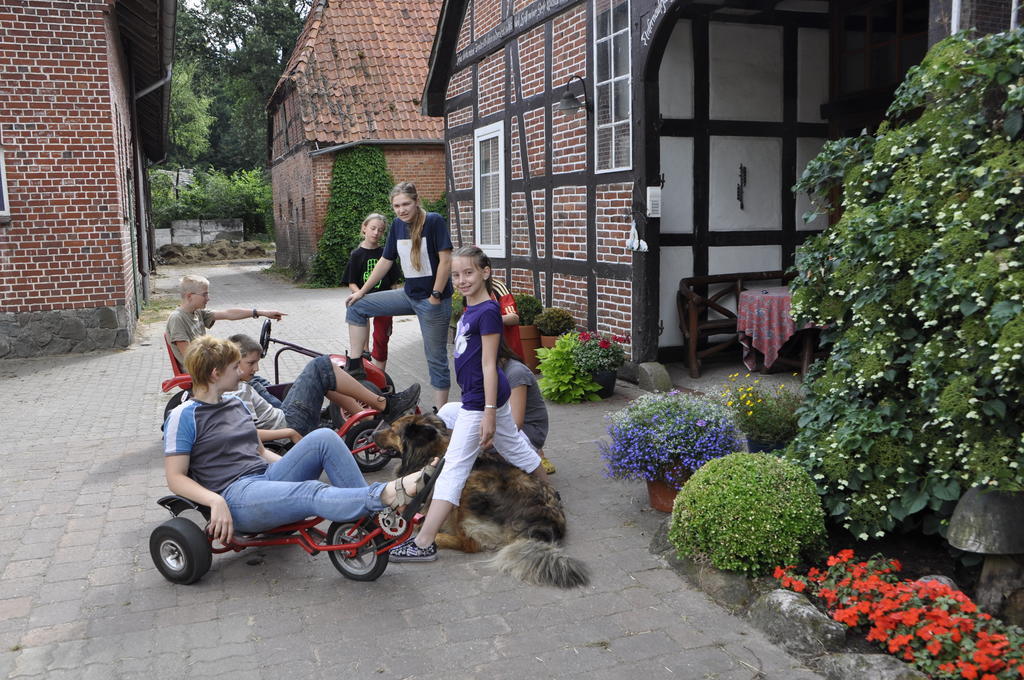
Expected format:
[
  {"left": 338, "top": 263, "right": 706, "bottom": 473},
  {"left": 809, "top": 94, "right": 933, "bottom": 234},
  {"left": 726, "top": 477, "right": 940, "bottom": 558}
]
[
  {"left": 718, "top": 373, "right": 803, "bottom": 443},
  {"left": 534, "top": 307, "right": 576, "bottom": 337},
  {"left": 513, "top": 293, "right": 542, "bottom": 326},
  {"left": 308, "top": 146, "right": 394, "bottom": 287},
  {"left": 786, "top": 30, "right": 1024, "bottom": 541},
  {"left": 536, "top": 333, "right": 601, "bottom": 403},
  {"left": 776, "top": 551, "right": 1024, "bottom": 679},
  {"left": 601, "top": 391, "right": 740, "bottom": 487},
  {"left": 571, "top": 331, "right": 628, "bottom": 373},
  {"left": 670, "top": 452, "right": 827, "bottom": 576},
  {"left": 450, "top": 290, "right": 464, "bottom": 325}
]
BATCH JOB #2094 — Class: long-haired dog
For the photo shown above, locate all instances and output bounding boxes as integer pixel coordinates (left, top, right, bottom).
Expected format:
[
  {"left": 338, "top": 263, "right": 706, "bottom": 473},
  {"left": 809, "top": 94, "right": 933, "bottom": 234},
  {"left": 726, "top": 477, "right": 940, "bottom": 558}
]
[{"left": 374, "top": 413, "right": 589, "bottom": 589}]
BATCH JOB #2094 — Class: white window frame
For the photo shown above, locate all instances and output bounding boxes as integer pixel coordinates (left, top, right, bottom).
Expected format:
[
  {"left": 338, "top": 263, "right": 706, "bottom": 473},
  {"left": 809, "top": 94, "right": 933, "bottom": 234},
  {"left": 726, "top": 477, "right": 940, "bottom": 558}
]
[
  {"left": 593, "top": 0, "right": 633, "bottom": 173},
  {"left": 0, "top": 142, "right": 9, "bottom": 222},
  {"left": 473, "top": 121, "right": 506, "bottom": 258}
]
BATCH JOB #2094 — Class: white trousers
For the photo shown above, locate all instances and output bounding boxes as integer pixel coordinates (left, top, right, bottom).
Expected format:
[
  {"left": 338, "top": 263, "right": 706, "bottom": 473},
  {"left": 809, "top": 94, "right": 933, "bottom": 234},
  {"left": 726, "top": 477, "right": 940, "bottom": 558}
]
[{"left": 432, "top": 402, "right": 542, "bottom": 505}]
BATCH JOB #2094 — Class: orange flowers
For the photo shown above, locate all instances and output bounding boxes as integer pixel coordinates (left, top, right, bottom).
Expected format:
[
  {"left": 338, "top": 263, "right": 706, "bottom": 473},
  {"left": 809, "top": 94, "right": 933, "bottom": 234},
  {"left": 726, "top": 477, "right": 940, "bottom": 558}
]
[{"left": 775, "top": 552, "right": 1024, "bottom": 679}]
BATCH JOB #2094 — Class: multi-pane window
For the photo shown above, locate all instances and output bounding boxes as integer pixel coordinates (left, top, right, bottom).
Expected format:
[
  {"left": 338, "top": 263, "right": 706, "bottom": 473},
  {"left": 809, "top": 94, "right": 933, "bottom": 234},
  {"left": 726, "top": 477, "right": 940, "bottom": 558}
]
[
  {"left": 837, "top": 0, "right": 928, "bottom": 95},
  {"left": 474, "top": 121, "right": 505, "bottom": 257},
  {"left": 594, "top": 0, "right": 631, "bottom": 172}
]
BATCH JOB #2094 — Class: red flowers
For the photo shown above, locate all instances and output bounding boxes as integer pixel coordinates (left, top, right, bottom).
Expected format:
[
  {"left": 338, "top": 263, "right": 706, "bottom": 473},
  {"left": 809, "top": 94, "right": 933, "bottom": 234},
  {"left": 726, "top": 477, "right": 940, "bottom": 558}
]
[{"left": 776, "top": 552, "right": 1024, "bottom": 679}]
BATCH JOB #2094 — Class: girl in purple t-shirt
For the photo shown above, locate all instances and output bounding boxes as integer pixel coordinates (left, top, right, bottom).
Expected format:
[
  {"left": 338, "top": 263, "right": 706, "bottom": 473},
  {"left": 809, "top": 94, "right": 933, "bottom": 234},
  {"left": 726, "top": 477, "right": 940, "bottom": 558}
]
[{"left": 389, "top": 246, "right": 550, "bottom": 563}]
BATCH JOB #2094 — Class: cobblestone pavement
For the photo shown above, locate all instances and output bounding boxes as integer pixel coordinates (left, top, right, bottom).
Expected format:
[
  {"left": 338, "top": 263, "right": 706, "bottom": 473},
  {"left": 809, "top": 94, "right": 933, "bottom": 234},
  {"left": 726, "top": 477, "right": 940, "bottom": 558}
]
[{"left": 0, "top": 263, "right": 822, "bottom": 680}]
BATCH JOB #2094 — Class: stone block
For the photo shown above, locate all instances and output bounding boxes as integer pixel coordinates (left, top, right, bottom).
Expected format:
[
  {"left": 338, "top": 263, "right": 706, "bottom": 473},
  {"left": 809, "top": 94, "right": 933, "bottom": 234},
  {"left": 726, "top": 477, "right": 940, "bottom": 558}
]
[
  {"left": 637, "top": 361, "right": 673, "bottom": 392},
  {"left": 816, "top": 653, "right": 928, "bottom": 680},
  {"left": 748, "top": 589, "right": 846, "bottom": 656},
  {"left": 61, "top": 317, "right": 87, "bottom": 341},
  {"left": 698, "top": 564, "right": 756, "bottom": 610}
]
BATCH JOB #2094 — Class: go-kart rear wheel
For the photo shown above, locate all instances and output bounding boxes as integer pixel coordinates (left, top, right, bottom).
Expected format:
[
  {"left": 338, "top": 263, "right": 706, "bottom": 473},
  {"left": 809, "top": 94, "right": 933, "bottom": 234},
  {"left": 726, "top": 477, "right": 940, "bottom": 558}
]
[
  {"left": 326, "top": 520, "right": 389, "bottom": 581},
  {"left": 150, "top": 517, "right": 212, "bottom": 585},
  {"left": 345, "top": 418, "right": 390, "bottom": 472},
  {"left": 163, "top": 389, "right": 192, "bottom": 425}
]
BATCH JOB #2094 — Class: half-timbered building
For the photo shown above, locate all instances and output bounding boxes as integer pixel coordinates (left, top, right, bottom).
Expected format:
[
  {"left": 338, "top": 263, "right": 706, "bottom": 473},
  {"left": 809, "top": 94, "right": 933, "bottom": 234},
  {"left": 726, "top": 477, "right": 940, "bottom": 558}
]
[{"left": 423, "top": 0, "right": 1012, "bottom": 365}]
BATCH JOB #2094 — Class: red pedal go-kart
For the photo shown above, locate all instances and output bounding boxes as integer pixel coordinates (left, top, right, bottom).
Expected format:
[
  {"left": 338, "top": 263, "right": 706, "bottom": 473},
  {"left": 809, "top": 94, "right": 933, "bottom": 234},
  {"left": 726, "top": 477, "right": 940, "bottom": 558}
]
[
  {"left": 149, "top": 459, "right": 444, "bottom": 584},
  {"left": 161, "top": 319, "right": 401, "bottom": 472}
]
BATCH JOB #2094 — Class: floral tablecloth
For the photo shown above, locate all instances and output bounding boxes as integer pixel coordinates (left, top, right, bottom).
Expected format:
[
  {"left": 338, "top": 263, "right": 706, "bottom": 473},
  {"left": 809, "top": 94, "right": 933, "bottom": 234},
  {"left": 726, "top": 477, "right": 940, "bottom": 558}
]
[{"left": 736, "top": 286, "right": 810, "bottom": 371}]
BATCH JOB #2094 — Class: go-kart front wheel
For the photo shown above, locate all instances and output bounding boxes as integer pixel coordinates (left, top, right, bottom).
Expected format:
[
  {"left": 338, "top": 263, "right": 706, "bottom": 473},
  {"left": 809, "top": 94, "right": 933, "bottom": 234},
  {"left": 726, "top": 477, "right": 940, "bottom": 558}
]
[
  {"left": 326, "top": 520, "right": 389, "bottom": 581},
  {"left": 344, "top": 418, "right": 391, "bottom": 472},
  {"left": 150, "top": 517, "right": 212, "bottom": 585}
]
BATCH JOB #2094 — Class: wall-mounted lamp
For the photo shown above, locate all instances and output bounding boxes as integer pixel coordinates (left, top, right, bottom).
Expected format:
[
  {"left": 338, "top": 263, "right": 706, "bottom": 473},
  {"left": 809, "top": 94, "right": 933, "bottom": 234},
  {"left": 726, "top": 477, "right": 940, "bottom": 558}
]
[{"left": 555, "top": 74, "right": 592, "bottom": 120}]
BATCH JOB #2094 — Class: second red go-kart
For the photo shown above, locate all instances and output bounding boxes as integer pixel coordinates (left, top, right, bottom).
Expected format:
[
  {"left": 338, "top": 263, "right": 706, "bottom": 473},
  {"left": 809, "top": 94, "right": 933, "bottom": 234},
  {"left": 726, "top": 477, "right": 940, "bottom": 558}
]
[{"left": 160, "top": 319, "right": 402, "bottom": 472}]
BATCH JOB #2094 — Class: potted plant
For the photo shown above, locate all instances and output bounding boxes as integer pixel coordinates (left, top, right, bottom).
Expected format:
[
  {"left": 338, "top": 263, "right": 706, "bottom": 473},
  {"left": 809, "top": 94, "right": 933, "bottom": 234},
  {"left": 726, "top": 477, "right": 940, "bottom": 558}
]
[
  {"left": 536, "top": 333, "right": 602, "bottom": 404},
  {"left": 513, "top": 292, "right": 543, "bottom": 372},
  {"left": 718, "top": 373, "right": 802, "bottom": 452},
  {"left": 570, "top": 331, "right": 628, "bottom": 398},
  {"left": 600, "top": 391, "right": 742, "bottom": 511},
  {"left": 534, "top": 307, "right": 576, "bottom": 348}
]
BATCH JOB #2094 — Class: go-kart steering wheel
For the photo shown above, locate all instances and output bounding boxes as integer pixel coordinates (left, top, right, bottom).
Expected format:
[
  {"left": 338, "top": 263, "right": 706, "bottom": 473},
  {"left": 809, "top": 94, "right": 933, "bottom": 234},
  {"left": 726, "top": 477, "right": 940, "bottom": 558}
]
[{"left": 259, "top": 319, "right": 272, "bottom": 357}]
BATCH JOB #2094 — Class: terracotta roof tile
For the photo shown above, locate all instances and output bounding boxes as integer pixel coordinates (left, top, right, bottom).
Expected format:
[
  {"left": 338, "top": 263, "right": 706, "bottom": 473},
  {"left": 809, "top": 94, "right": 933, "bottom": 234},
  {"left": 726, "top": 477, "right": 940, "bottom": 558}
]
[{"left": 271, "top": 0, "right": 444, "bottom": 145}]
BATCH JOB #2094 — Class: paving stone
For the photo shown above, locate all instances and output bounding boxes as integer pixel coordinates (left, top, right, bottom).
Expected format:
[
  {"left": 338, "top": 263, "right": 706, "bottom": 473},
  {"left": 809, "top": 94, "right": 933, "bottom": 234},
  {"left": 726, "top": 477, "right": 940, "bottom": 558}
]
[{"left": 0, "top": 262, "right": 823, "bottom": 679}]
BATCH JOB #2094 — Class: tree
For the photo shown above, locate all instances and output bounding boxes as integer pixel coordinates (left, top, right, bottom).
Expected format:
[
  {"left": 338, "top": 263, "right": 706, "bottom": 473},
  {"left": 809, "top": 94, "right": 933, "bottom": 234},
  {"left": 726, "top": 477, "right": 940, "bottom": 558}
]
[
  {"left": 175, "top": 0, "right": 310, "bottom": 171},
  {"left": 168, "top": 61, "right": 215, "bottom": 166}
]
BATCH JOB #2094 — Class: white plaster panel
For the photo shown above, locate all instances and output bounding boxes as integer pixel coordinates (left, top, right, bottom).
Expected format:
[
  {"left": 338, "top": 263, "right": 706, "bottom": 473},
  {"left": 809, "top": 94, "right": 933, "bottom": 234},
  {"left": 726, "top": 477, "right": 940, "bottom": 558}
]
[
  {"left": 796, "top": 137, "right": 826, "bottom": 231},
  {"left": 659, "top": 137, "right": 694, "bottom": 233},
  {"left": 709, "top": 245, "right": 782, "bottom": 275},
  {"left": 659, "top": 19, "right": 694, "bottom": 119},
  {"left": 798, "top": 28, "right": 829, "bottom": 123},
  {"left": 659, "top": 246, "right": 695, "bottom": 348},
  {"left": 709, "top": 23, "right": 783, "bottom": 122},
  {"left": 709, "top": 136, "right": 781, "bottom": 230}
]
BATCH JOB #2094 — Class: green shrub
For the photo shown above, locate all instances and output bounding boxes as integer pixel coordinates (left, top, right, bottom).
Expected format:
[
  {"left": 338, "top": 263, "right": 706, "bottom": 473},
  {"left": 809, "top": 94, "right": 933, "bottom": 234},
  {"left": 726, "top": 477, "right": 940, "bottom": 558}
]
[
  {"left": 787, "top": 30, "right": 1024, "bottom": 541},
  {"left": 537, "top": 333, "right": 600, "bottom": 403},
  {"left": 534, "top": 307, "right": 576, "bottom": 336},
  {"left": 513, "top": 293, "right": 542, "bottom": 326},
  {"left": 669, "top": 452, "right": 826, "bottom": 576},
  {"left": 450, "top": 290, "right": 464, "bottom": 325},
  {"left": 309, "top": 146, "right": 394, "bottom": 287}
]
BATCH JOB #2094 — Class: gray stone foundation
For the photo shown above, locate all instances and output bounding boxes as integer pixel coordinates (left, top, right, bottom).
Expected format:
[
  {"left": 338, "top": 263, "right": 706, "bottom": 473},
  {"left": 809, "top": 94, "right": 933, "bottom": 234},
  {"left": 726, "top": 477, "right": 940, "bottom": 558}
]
[{"left": 0, "top": 305, "right": 134, "bottom": 358}]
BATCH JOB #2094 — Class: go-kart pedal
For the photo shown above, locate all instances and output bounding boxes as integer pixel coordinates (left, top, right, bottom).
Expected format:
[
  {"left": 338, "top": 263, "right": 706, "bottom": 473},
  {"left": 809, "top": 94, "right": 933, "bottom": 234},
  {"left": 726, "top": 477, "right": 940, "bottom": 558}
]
[{"left": 376, "top": 458, "right": 446, "bottom": 538}]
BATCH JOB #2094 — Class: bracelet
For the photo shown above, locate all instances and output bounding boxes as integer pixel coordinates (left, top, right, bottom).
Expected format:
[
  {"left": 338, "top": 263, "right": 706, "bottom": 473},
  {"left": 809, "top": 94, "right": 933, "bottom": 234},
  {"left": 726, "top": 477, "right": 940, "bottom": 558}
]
[
  {"left": 252, "top": 308, "right": 258, "bottom": 318},
  {"left": 484, "top": 404, "right": 496, "bottom": 409}
]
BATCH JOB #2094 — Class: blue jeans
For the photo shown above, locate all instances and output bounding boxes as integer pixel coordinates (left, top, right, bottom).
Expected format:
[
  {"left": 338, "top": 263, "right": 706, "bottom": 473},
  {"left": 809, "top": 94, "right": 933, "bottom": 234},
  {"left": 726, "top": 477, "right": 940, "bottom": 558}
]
[
  {"left": 346, "top": 288, "right": 451, "bottom": 390},
  {"left": 222, "top": 429, "right": 386, "bottom": 533},
  {"left": 281, "top": 355, "right": 335, "bottom": 435}
]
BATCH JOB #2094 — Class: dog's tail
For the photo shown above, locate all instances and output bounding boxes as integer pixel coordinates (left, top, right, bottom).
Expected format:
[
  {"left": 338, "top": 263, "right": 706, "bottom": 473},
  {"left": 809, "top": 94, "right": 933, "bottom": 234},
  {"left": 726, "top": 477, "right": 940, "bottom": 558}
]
[{"left": 489, "top": 538, "right": 590, "bottom": 589}]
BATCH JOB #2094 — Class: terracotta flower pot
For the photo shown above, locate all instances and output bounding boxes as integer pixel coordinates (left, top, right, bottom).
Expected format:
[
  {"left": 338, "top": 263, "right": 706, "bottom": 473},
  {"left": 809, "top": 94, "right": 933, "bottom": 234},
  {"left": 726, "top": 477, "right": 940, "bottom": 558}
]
[
  {"left": 518, "top": 324, "right": 541, "bottom": 373},
  {"left": 645, "top": 468, "right": 693, "bottom": 512},
  {"left": 540, "top": 335, "right": 558, "bottom": 349}
]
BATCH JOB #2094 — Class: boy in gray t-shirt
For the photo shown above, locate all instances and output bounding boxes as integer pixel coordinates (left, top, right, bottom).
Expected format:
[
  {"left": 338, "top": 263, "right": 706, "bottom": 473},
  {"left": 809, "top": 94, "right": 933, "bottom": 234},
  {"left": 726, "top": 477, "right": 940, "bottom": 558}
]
[{"left": 166, "top": 274, "right": 285, "bottom": 366}]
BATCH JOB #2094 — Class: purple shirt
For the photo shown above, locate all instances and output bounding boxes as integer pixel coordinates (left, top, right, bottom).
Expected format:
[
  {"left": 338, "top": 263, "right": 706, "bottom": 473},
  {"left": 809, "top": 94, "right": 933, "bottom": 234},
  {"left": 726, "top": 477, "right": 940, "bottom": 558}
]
[{"left": 453, "top": 299, "right": 510, "bottom": 411}]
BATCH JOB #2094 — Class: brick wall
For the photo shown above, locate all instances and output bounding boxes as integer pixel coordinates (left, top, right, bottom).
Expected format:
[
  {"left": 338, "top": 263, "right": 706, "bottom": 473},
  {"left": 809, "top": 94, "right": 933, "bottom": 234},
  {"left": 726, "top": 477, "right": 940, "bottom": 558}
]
[
  {"left": 477, "top": 50, "right": 506, "bottom": 119},
  {"left": 552, "top": 185, "right": 587, "bottom": 260},
  {"left": 0, "top": 2, "right": 140, "bottom": 356},
  {"left": 519, "top": 26, "right": 547, "bottom": 99},
  {"left": 550, "top": 272, "right": 587, "bottom": 325},
  {"left": 382, "top": 145, "right": 445, "bottom": 202},
  {"left": 596, "top": 183, "right": 632, "bottom": 265},
  {"left": 551, "top": 103, "right": 587, "bottom": 174},
  {"left": 473, "top": 0, "right": 502, "bottom": 39},
  {"left": 596, "top": 276, "right": 632, "bottom": 348},
  {"left": 551, "top": 4, "right": 588, "bottom": 87}
]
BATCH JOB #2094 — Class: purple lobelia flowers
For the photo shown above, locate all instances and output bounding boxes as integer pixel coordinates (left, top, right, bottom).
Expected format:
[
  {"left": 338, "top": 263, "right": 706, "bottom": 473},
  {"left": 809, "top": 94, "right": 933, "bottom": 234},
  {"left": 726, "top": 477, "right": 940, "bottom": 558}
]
[{"left": 600, "top": 391, "right": 741, "bottom": 487}]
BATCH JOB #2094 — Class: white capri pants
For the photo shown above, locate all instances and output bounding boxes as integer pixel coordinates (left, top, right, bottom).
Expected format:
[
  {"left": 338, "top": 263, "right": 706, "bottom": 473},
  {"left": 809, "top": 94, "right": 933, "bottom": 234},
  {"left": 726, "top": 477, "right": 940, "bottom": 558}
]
[{"left": 432, "top": 402, "right": 542, "bottom": 505}]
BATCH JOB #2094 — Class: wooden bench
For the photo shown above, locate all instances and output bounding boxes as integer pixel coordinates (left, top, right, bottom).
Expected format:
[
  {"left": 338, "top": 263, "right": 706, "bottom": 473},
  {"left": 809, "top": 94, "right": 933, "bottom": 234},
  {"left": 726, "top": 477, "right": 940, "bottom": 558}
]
[{"left": 677, "top": 271, "right": 794, "bottom": 378}]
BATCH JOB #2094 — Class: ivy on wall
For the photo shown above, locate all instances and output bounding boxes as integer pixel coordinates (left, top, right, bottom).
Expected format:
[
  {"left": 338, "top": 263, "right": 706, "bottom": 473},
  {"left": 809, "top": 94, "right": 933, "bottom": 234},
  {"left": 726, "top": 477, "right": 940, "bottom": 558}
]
[
  {"left": 787, "top": 30, "right": 1024, "bottom": 541},
  {"left": 308, "top": 146, "right": 395, "bottom": 287}
]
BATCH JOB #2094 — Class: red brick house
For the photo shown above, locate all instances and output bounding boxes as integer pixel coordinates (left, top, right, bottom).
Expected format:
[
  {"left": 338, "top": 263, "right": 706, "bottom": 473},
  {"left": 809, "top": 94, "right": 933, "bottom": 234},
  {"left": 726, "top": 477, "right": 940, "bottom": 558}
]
[
  {"left": 0, "top": 0, "right": 175, "bottom": 358},
  {"left": 422, "top": 0, "right": 1012, "bottom": 365},
  {"left": 268, "top": 0, "right": 446, "bottom": 274}
]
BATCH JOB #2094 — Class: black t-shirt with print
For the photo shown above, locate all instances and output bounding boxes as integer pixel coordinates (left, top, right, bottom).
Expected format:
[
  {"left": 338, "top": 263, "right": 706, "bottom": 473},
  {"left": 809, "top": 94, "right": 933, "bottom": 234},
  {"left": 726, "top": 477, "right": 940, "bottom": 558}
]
[{"left": 341, "top": 246, "right": 402, "bottom": 289}]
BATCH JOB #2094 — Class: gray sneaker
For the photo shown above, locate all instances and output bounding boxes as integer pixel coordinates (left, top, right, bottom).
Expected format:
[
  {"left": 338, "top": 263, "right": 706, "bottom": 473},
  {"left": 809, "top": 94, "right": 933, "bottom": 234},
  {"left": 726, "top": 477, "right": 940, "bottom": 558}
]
[{"left": 383, "top": 384, "right": 420, "bottom": 423}]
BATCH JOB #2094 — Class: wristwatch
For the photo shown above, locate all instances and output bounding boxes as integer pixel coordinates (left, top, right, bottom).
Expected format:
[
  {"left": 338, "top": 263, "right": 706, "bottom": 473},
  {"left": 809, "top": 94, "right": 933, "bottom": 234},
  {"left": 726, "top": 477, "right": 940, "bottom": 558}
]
[{"left": 431, "top": 290, "right": 442, "bottom": 299}]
